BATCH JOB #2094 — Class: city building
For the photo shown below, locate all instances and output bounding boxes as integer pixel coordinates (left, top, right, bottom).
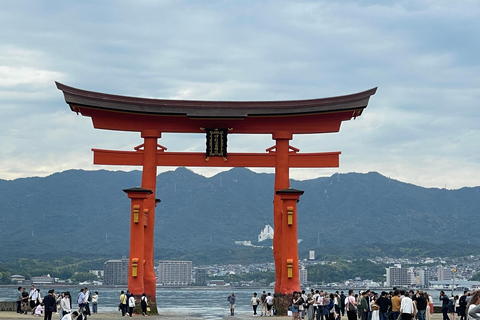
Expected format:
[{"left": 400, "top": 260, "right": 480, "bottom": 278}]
[
  {"left": 437, "top": 267, "right": 453, "bottom": 281},
  {"left": 10, "top": 274, "right": 26, "bottom": 284},
  {"left": 103, "top": 257, "right": 128, "bottom": 285},
  {"left": 299, "top": 266, "right": 308, "bottom": 285},
  {"left": 32, "top": 275, "right": 54, "bottom": 284},
  {"left": 258, "top": 225, "right": 274, "bottom": 242},
  {"left": 195, "top": 268, "right": 207, "bottom": 286},
  {"left": 89, "top": 269, "right": 104, "bottom": 278},
  {"left": 385, "top": 264, "right": 415, "bottom": 287},
  {"left": 157, "top": 261, "right": 192, "bottom": 286}
]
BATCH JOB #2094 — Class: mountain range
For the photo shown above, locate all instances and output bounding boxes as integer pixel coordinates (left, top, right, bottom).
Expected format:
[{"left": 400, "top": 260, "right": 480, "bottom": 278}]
[{"left": 1, "top": 168, "right": 479, "bottom": 262}]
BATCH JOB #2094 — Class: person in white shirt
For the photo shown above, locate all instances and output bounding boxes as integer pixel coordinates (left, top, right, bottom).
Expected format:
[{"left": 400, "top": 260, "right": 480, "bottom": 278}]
[
  {"left": 91, "top": 292, "right": 98, "bottom": 314},
  {"left": 29, "top": 286, "right": 38, "bottom": 314},
  {"left": 61, "top": 293, "right": 71, "bottom": 317},
  {"left": 400, "top": 292, "right": 415, "bottom": 320},
  {"left": 265, "top": 293, "right": 274, "bottom": 316},
  {"left": 83, "top": 288, "right": 91, "bottom": 316},
  {"left": 128, "top": 294, "right": 135, "bottom": 317},
  {"left": 61, "top": 311, "right": 78, "bottom": 320}
]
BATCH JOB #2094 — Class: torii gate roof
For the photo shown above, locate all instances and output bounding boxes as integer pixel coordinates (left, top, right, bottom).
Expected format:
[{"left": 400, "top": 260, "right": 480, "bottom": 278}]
[{"left": 56, "top": 82, "right": 376, "bottom": 134}]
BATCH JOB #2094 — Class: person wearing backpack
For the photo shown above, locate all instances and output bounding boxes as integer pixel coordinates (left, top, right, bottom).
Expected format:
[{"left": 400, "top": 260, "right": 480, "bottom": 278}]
[
  {"left": 440, "top": 291, "right": 451, "bottom": 320},
  {"left": 346, "top": 290, "right": 358, "bottom": 320}
]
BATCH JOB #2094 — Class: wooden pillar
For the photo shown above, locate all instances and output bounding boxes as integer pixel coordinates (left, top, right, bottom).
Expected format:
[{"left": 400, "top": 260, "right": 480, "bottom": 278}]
[
  {"left": 140, "top": 130, "right": 161, "bottom": 314},
  {"left": 123, "top": 187, "right": 152, "bottom": 296},
  {"left": 272, "top": 131, "right": 292, "bottom": 294},
  {"left": 276, "top": 188, "right": 304, "bottom": 294}
]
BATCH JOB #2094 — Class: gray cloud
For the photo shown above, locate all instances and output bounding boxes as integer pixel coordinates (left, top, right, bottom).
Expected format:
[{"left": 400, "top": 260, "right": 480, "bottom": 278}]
[{"left": 0, "top": 0, "right": 478, "bottom": 188}]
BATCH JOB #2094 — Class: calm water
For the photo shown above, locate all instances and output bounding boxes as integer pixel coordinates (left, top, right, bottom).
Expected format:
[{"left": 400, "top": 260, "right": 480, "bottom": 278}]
[
  {"left": 0, "top": 287, "right": 265, "bottom": 319},
  {"left": 0, "top": 286, "right": 466, "bottom": 319}
]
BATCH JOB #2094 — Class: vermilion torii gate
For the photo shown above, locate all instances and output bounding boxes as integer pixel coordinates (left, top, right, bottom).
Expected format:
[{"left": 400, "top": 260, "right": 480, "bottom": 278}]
[{"left": 57, "top": 82, "right": 376, "bottom": 310}]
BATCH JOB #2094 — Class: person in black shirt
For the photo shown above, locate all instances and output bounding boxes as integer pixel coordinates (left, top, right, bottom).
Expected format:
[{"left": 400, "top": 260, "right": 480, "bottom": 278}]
[
  {"left": 375, "top": 291, "right": 391, "bottom": 320},
  {"left": 44, "top": 289, "right": 57, "bottom": 320},
  {"left": 416, "top": 291, "right": 428, "bottom": 320},
  {"left": 459, "top": 291, "right": 468, "bottom": 320},
  {"left": 440, "top": 291, "right": 450, "bottom": 320}
]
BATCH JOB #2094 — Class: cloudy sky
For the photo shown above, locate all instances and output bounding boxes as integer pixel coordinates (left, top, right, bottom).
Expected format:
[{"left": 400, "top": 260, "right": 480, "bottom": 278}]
[{"left": 1, "top": 0, "right": 479, "bottom": 189}]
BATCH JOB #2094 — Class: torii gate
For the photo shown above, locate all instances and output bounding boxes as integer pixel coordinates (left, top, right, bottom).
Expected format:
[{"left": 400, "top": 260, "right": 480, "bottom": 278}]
[{"left": 57, "top": 82, "right": 376, "bottom": 313}]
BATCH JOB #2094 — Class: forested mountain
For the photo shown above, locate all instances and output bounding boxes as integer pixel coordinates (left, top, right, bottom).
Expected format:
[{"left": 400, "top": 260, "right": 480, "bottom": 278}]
[{"left": 0, "top": 168, "right": 478, "bottom": 261}]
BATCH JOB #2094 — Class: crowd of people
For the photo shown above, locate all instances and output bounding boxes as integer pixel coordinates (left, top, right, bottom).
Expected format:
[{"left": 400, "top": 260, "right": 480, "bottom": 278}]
[
  {"left": 243, "top": 288, "right": 466, "bottom": 319},
  {"left": 279, "top": 288, "right": 480, "bottom": 320},
  {"left": 118, "top": 290, "right": 150, "bottom": 317},
  {"left": 282, "top": 288, "right": 436, "bottom": 320},
  {"left": 15, "top": 285, "right": 98, "bottom": 320}
]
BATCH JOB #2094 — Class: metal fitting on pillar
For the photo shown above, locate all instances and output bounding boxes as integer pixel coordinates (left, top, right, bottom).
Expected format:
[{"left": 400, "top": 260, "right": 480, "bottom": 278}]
[
  {"left": 132, "top": 258, "right": 139, "bottom": 277},
  {"left": 287, "top": 259, "right": 293, "bottom": 278},
  {"left": 286, "top": 206, "right": 293, "bottom": 225},
  {"left": 133, "top": 205, "right": 140, "bottom": 223}
]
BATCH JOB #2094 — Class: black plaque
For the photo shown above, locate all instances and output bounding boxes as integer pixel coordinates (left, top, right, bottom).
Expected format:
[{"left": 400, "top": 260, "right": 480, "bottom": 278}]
[{"left": 205, "top": 128, "right": 228, "bottom": 160}]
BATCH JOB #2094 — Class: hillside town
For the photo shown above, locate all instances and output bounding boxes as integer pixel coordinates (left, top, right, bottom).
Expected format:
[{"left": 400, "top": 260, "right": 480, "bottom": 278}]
[{"left": 8, "top": 254, "right": 480, "bottom": 291}]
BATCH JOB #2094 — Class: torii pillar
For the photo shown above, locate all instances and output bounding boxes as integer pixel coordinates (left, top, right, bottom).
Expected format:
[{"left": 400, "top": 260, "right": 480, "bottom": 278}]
[
  {"left": 139, "top": 130, "right": 161, "bottom": 314},
  {"left": 272, "top": 131, "right": 292, "bottom": 294},
  {"left": 123, "top": 187, "right": 152, "bottom": 297},
  {"left": 276, "top": 187, "right": 304, "bottom": 311}
]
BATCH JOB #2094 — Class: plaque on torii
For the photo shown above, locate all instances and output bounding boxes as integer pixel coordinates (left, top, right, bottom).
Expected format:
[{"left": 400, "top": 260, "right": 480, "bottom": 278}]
[{"left": 57, "top": 82, "right": 376, "bottom": 313}]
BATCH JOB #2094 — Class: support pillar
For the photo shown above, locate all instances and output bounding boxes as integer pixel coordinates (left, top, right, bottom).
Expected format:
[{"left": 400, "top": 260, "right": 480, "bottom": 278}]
[
  {"left": 140, "top": 130, "right": 161, "bottom": 314},
  {"left": 123, "top": 187, "right": 152, "bottom": 297},
  {"left": 274, "top": 187, "right": 304, "bottom": 315},
  {"left": 272, "top": 131, "right": 292, "bottom": 295}
]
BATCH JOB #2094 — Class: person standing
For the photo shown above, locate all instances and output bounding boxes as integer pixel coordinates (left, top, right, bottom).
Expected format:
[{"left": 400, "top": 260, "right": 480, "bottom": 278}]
[
  {"left": 251, "top": 292, "right": 260, "bottom": 316},
  {"left": 228, "top": 292, "right": 236, "bottom": 316},
  {"left": 360, "top": 292, "right": 369, "bottom": 320},
  {"left": 260, "top": 291, "right": 267, "bottom": 316},
  {"left": 57, "top": 292, "right": 64, "bottom": 320},
  {"left": 391, "top": 290, "right": 401, "bottom": 320},
  {"left": 440, "top": 291, "right": 451, "bottom": 320},
  {"left": 306, "top": 293, "right": 315, "bottom": 320},
  {"left": 416, "top": 291, "right": 427, "bottom": 320},
  {"left": 266, "top": 292, "right": 274, "bottom": 316},
  {"left": 119, "top": 291, "right": 128, "bottom": 317},
  {"left": 16, "top": 287, "right": 23, "bottom": 314},
  {"left": 61, "top": 292, "right": 71, "bottom": 317},
  {"left": 77, "top": 289, "right": 85, "bottom": 315},
  {"left": 44, "top": 289, "right": 57, "bottom": 320},
  {"left": 91, "top": 292, "right": 98, "bottom": 314},
  {"left": 459, "top": 291, "right": 468, "bottom": 320},
  {"left": 21, "top": 288, "right": 29, "bottom": 315},
  {"left": 340, "top": 292, "right": 346, "bottom": 317},
  {"left": 346, "top": 290, "right": 358, "bottom": 320},
  {"left": 140, "top": 293, "right": 148, "bottom": 316},
  {"left": 291, "top": 291, "right": 301, "bottom": 320},
  {"left": 29, "top": 285, "right": 39, "bottom": 314},
  {"left": 303, "top": 290, "right": 309, "bottom": 319},
  {"left": 375, "top": 291, "right": 391, "bottom": 320},
  {"left": 128, "top": 294, "right": 135, "bottom": 317},
  {"left": 83, "top": 287, "right": 91, "bottom": 316},
  {"left": 400, "top": 292, "right": 414, "bottom": 320}
]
